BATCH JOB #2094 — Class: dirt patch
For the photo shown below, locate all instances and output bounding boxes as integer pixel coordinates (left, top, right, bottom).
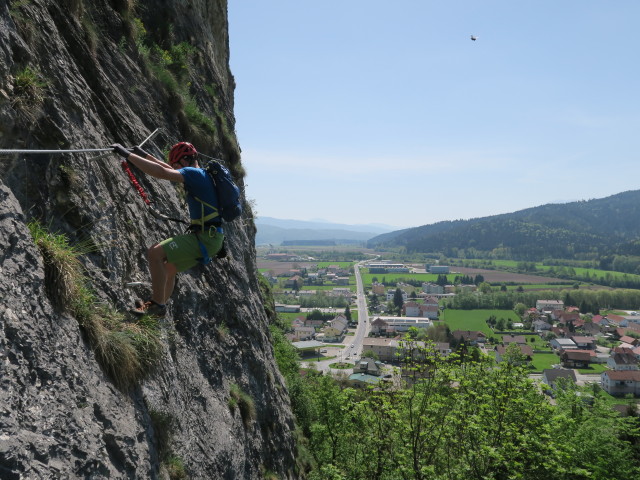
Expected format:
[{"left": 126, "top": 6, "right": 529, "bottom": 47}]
[
  {"left": 451, "top": 266, "right": 563, "bottom": 284},
  {"left": 257, "top": 260, "right": 316, "bottom": 275}
]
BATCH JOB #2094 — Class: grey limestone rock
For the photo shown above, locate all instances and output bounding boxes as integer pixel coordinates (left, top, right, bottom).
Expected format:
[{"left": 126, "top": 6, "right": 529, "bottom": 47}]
[{"left": 0, "top": 1, "right": 296, "bottom": 478}]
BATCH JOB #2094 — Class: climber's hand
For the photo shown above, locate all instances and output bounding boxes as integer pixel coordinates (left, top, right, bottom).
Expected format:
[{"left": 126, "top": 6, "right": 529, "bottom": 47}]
[{"left": 111, "top": 143, "right": 130, "bottom": 159}]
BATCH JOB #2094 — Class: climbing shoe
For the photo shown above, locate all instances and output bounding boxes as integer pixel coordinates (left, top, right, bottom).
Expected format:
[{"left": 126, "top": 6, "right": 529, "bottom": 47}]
[{"left": 130, "top": 300, "right": 166, "bottom": 318}]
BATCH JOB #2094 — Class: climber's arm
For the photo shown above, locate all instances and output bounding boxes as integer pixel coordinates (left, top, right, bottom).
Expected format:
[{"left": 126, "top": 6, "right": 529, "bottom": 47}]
[{"left": 111, "top": 144, "right": 184, "bottom": 183}]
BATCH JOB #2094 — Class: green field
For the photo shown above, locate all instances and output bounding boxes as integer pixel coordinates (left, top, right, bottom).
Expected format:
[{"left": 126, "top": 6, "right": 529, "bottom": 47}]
[
  {"left": 530, "top": 353, "right": 559, "bottom": 372},
  {"left": 571, "top": 267, "right": 640, "bottom": 282},
  {"left": 277, "top": 312, "right": 304, "bottom": 321},
  {"left": 576, "top": 364, "right": 608, "bottom": 374},
  {"left": 317, "top": 262, "right": 354, "bottom": 269},
  {"left": 439, "top": 309, "right": 520, "bottom": 336},
  {"left": 525, "top": 335, "right": 552, "bottom": 351},
  {"left": 439, "top": 309, "right": 612, "bottom": 373}
]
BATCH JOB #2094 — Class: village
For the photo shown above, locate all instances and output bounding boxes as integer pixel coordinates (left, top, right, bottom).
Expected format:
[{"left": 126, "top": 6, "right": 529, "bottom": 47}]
[{"left": 265, "top": 259, "right": 640, "bottom": 400}]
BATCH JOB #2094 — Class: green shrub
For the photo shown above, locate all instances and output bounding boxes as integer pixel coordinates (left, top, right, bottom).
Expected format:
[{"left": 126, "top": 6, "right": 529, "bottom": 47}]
[
  {"left": 149, "top": 409, "right": 174, "bottom": 459},
  {"left": 184, "top": 96, "right": 216, "bottom": 133},
  {"left": 128, "top": 17, "right": 237, "bottom": 164},
  {"left": 8, "top": 0, "right": 31, "bottom": 25},
  {"left": 13, "top": 66, "right": 46, "bottom": 106},
  {"left": 149, "top": 410, "right": 188, "bottom": 479},
  {"left": 164, "top": 455, "right": 187, "bottom": 480},
  {"left": 28, "top": 221, "right": 162, "bottom": 391},
  {"left": 215, "top": 322, "right": 229, "bottom": 340}
]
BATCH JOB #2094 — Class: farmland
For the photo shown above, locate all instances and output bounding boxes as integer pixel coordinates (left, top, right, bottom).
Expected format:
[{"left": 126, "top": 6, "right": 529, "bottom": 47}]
[
  {"left": 456, "top": 260, "right": 640, "bottom": 285},
  {"left": 449, "top": 266, "right": 571, "bottom": 285},
  {"left": 259, "top": 260, "right": 598, "bottom": 290}
]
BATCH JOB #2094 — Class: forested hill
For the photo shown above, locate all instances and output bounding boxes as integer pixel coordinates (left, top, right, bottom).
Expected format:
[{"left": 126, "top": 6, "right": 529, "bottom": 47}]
[{"left": 367, "top": 190, "right": 640, "bottom": 260}]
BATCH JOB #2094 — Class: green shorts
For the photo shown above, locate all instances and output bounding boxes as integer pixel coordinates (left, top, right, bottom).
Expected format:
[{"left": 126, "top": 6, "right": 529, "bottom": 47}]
[{"left": 159, "top": 228, "right": 224, "bottom": 272}]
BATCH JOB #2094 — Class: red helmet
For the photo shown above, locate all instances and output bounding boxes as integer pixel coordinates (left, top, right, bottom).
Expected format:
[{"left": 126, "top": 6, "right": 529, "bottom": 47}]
[{"left": 169, "top": 142, "right": 197, "bottom": 165}]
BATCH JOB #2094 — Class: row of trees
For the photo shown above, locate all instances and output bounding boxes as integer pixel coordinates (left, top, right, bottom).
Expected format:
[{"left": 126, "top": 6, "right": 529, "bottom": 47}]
[
  {"left": 444, "top": 287, "right": 640, "bottom": 311},
  {"left": 274, "top": 292, "right": 349, "bottom": 309},
  {"left": 371, "top": 274, "right": 485, "bottom": 289},
  {"left": 270, "top": 329, "right": 640, "bottom": 479},
  {"left": 486, "top": 314, "right": 514, "bottom": 331}
]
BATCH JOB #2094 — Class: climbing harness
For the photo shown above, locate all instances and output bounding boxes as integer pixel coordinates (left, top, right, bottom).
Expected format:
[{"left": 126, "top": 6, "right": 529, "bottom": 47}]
[
  {"left": 190, "top": 195, "right": 220, "bottom": 229},
  {"left": 190, "top": 224, "right": 224, "bottom": 265}
]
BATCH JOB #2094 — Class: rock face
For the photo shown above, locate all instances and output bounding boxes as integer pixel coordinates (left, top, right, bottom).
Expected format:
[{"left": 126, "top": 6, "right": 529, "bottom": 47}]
[{"left": 0, "top": 1, "right": 297, "bottom": 478}]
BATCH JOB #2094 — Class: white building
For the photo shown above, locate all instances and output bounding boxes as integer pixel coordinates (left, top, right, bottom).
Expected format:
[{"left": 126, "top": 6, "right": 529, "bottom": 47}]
[
  {"left": 607, "top": 352, "right": 639, "bottom": 371},
  {"left": 293, "top": 326, "right": 315, "bottom": 341},
  {"left": 550, "top": 338, "right": 577, "bottom": 352},
  {"left": 536, "top": 300, "right": 564, "bottom": 312},
  {"left": 370, "top": 316, "right": 432, "bottom": 333},
  {"left": 386, "top": 289, "right": 408, "bottom": 302},
  {"left": 422, "top": 283, "right": 444, "bottom": 295}
]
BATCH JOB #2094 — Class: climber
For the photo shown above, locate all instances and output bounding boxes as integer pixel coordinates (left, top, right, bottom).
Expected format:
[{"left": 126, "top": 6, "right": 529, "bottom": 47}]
[{"left": 111, "top": 142, "right": 224, "bottom": 318}]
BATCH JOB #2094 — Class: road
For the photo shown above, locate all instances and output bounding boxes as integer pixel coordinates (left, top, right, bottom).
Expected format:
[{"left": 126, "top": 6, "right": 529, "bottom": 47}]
[
  {"left": 350, "top": 262, "right": 370, "bottom": 356},
  {"left": 303, "top": 261, "right": 371, "bottom": 373}
]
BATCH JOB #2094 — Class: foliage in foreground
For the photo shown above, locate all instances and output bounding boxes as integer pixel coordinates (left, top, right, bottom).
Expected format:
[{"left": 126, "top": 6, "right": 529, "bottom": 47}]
[{"left": 271, "top": 332, "right": 640, "bottom": 479}]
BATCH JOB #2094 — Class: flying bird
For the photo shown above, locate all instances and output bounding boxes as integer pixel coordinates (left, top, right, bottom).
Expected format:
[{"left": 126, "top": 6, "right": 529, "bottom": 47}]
[{"left": 470, "top": 35, "right": 477, "bottom": 41}]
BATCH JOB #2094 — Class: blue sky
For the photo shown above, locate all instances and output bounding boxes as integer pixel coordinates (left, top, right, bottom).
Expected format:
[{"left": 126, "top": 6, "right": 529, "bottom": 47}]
[{"left": 228, "top": 1, "right": 640, "bottom": 229}]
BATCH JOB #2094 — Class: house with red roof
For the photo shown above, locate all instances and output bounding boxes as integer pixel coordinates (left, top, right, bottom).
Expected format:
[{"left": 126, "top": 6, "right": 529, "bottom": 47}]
[
  {"left": 495, "top": 344, "right": 534, "bottom": 364},
  {"left": 607, "top": 352, "right": 639, "bottom": 371},
  {"left": 542, "top": 369, "right": 577, "bottom": 391},
  {"left": 619, "top": 335, "right": 639, "bottom": 347},
  {"left": 551, "top": 326, "right": 569, "bottom": 338},
  {"left": 569, "top": 335, "right": 596, "bottom": 350},
  {"left": 601, "top": 370, "right": 640, "bottom": 397},
  {"left": 452, "top": 330, "right": 487, "bottom": 345},
  {"left": 560, "top": 350, "right": 592, "bottom": 369},
  {"left": 402, "top": 301, "right": 421, "bottom": 317},
  {"left": 370, "top": 317, "right": 390, "bottom": 335},
  {"left": 581, "top": 321, "right": 601, "bottom": 336},
  {"left": 557, "top": 312, "right": 581, "bottom": 325},
  {"left": 502, "top": 335, "right": 527, "bottom": 345},
  {"left": 605, "top": 314, "right": 628, "bottom": 327}
]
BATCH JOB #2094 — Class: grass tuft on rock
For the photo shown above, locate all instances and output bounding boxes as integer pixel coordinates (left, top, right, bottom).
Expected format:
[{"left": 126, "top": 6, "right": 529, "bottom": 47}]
[
  {"left": 229, "top": 382, "right": 256, "bottom": 428},
  {"left": 28, "top": 220, "right": 162, "bottom": 391}
]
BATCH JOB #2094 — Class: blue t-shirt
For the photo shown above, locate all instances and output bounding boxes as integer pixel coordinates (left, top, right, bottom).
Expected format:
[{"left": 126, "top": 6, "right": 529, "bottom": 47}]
[{"left": 179, "top": 167, "right": 219, "bottom": 224}]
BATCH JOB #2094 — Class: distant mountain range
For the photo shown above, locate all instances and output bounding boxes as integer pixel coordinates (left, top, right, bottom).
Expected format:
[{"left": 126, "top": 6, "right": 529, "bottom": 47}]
[
  {"left": 254, "top": 217, "right": 398, "bottom": 245},
  {"left": 367, "top": 190, "right": 640, "bottom": 261}
]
